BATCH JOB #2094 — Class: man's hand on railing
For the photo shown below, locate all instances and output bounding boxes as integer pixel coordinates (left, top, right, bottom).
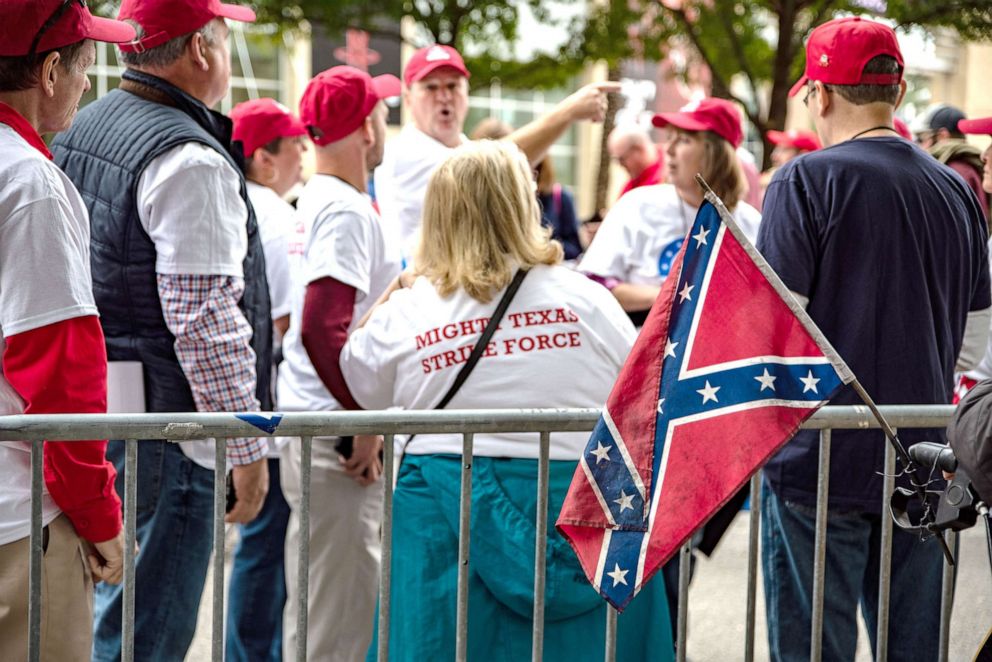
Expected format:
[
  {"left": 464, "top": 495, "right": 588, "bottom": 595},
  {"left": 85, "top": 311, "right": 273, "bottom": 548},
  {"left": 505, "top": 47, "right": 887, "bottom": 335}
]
[
  {"left": 226, "top": 457, "right": 269, "bottom": 524},
  {"left": 86, "top": 529, "right": 132, "bottom": 585},
  {"left": 340, "top": 434, "right": 384, "bottom": 487}
]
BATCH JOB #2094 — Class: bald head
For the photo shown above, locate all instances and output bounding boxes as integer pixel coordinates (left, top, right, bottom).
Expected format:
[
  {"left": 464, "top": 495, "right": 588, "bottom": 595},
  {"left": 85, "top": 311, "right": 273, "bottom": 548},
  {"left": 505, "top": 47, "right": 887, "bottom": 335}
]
[{"left": 608, "top": 125, "right": 658, "bottom": 179}]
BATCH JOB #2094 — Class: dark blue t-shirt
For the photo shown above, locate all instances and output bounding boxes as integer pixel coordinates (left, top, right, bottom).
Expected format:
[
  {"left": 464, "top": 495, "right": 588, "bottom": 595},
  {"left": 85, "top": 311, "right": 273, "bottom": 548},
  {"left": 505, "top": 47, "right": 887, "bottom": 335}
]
[{"left": 758, "top": 137, "right": 991, "bottom": 512}]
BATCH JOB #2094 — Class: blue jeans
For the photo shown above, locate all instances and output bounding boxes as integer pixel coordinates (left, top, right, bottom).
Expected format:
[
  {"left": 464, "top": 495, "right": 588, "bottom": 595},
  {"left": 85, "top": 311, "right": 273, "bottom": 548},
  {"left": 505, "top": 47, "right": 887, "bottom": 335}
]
[
  {"left": 93, "top": 440, "right": 215, "bottom": 662},
  {"left": 761, "top": 479, "right": 943, "bottom": 662},
  {"left": 225, "top": 457, "right": 289, "bottom": 662}
]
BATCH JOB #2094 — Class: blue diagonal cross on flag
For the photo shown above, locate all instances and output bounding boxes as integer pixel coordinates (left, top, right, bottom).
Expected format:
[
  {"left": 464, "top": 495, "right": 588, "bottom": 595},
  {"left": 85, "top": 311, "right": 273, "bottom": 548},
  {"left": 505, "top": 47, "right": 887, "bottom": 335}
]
[{"left": 557, "top": 191, "right": 854, "bottom": 611}]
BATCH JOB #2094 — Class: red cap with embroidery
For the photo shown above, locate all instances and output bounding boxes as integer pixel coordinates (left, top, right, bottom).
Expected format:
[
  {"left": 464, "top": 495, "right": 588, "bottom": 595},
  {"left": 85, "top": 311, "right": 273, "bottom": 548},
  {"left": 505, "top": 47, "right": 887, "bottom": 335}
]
[
  {"left": 300, "top": 66, "right": 402, "bottom": 146},
  {"left": 0, "top": 0, "right": 136, "bottom": 57},
  {"left": 652, "top": 98, "right": 744, "bottom": 149},
  {"left": 767, "top": 129, "right": 821, "bottom": 152},
  {"left": 959, "top": 117, "right": 992, "bottom": 136},
  {"left": 118, "top": 0, "right": 255, "bottom": 54},
  {"left": 230, "top": 99, "right": 308, "bottom": 158},
  {"left": 789, "top": 17, "right": 903, "bottom": 97},
  {"left": 404, "top": 45, "right": 470, "bottom": 87}
]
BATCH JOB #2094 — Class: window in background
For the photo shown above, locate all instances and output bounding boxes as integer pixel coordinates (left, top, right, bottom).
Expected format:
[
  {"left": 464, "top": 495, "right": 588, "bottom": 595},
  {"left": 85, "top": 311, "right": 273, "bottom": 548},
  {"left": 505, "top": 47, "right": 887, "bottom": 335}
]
[
  {"left": 465, "top": 81, "right": 578, "bottom": 188},
  {"left": 79, "top": 23, "right": 289, "bottom": 112}
]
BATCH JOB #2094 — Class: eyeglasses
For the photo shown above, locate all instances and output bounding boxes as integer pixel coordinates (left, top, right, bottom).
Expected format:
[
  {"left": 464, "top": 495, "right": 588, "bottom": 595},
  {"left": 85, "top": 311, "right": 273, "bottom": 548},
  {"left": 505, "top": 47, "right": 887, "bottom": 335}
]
[{"left": 28, "top": 0, "right": 86, "bottom": 59}]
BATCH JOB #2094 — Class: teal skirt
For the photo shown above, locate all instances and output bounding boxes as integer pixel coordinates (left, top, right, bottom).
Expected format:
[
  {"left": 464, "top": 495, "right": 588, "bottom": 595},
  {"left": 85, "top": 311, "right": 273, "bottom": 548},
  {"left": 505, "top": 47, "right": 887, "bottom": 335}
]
[{"left": 371, "top": 454, "right": 674, "bottom": 661}]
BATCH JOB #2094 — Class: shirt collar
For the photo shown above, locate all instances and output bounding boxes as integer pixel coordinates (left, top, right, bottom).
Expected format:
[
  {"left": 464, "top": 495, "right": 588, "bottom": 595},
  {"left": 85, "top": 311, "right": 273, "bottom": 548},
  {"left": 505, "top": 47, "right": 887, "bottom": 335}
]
[{"left": 0, "top": 102, "right": 52, "bottom": 160}]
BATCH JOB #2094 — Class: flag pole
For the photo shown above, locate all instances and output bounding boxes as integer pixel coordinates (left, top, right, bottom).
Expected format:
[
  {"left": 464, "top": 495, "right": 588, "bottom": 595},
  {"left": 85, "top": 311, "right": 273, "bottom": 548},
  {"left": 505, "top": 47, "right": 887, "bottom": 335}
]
[{"left": 695, "top": 175, "right": 952, "bottom": 561}]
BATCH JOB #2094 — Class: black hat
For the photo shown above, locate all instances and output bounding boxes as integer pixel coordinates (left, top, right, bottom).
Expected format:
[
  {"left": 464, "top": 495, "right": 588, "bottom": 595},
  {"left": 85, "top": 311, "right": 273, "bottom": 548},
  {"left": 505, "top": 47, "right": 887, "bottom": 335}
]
[{"left": 912, "top": 104, "right": 967, "bottom": 135}]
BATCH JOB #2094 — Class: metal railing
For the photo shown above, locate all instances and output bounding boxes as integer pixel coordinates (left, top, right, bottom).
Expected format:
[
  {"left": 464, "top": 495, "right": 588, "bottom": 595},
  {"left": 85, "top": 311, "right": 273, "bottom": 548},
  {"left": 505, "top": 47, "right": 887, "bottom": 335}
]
[{"left": 0, "top": 405, "right": 957, "bottom": 662}]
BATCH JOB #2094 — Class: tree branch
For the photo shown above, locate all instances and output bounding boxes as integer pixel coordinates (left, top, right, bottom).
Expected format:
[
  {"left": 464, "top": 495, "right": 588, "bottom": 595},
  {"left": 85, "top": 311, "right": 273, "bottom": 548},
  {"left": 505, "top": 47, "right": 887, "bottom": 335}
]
[
  {"left": 894, "top": 0, "right": 992, "bottom": 32},
  {"left": 665, "top": 7, "right": 766, "bottom": 135},
  {"left": 714, "top": 0, "right": 760, "bottom": 105}
]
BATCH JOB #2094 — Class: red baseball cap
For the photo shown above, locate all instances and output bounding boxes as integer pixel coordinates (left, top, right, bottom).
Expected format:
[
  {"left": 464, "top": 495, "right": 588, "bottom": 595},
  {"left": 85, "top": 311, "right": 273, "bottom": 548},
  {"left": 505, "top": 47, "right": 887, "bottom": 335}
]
[
  {"left": 652, "top": 98, "right": 744, "bottom": 148},
  {"left": 0, "top": 0, "right": 136, "bottom": 57},
  {"left": 767, "top": 129, "right": 821, "bottom": 152},
  {"left": 893, "top": 117, "right": 913, "bottom": 140},
  {"left": 300, "top": 66, "right": 402, "bottom": 146},
  {"left": 959, "top": 117, "right": 992, "bottom": 136},
  {"left": 118, "top": 0, "right": 255, "bottom": 53},
  {"left": 789, "top": 17, "right": 903, "bottom": 97},
  {"left": 404, "top": 45, "right": 470, "bottom": 87},
  {"left": 230, "top": 98, "right": 307, "bottom": 158}
]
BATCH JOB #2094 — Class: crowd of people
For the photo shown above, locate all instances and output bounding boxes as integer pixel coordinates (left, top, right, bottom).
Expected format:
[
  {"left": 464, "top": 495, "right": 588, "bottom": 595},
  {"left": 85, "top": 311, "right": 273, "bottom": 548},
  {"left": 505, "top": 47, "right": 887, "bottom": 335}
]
[{"left": 1, "top": 1, "right": 991, "bottom": 661}]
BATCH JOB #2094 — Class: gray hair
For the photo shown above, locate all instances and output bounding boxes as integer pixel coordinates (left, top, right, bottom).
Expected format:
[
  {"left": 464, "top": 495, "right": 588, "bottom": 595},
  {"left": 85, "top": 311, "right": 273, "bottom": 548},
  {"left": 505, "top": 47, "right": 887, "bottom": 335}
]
[{"left": 120, "top": 20, "right": 217, "bottom": 68}]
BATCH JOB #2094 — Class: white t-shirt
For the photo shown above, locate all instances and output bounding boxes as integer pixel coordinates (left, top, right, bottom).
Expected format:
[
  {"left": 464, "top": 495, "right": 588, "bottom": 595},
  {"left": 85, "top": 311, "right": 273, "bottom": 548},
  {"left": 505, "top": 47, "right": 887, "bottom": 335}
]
[
  {"left": 137, "top": 143, "right": 249, "bottom": 469},
  {"left": 373, "top": 123, "right": 466, "bottom": 263},
  {"left": 579, "top": 183, "right": 762, "bottom": 286},
  {"left": 340, "top": 265, "right": 636, "bottom": 460},
  {"left": 247, "top": 182, "right": 293, "bottom": 321},
  {"left": 137, "top": 142, "right": 248, "bottom": 278},
  {"left": 0, "top": 124, "right": 99, "bottom": 545},
  {"left": 278, "top": 175, "right": 401, "bottom": 414}
]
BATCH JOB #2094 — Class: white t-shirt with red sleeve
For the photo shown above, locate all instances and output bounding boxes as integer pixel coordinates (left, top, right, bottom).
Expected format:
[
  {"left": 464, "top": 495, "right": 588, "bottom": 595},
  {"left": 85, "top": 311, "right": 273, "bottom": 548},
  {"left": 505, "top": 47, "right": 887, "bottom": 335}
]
[
  {"left": 277, "top": 175, "right": 401, "bottom": 414},
  {"left": 0, "top": 123, "right": 100, "bottom": 545},
  {"left": 340, "top": 264, "right": 637, "bottom": 460}
]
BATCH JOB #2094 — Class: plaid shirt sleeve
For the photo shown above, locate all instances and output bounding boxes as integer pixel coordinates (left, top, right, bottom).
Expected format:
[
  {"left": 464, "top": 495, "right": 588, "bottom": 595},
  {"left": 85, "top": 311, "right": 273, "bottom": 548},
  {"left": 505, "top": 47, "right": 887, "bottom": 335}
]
[{"left": 157, "top": 273, "right": 266, "bottom": 465}]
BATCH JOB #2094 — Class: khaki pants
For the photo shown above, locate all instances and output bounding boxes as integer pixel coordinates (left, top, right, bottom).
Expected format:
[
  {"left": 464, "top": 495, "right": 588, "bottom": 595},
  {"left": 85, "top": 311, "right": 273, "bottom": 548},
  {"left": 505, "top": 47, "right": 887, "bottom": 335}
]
[
  {"left": 0, "top": 514, "right": 94, "bottom": 661},
  {"left": 281, "top": 436, "right": 383, "bottom": 662}
]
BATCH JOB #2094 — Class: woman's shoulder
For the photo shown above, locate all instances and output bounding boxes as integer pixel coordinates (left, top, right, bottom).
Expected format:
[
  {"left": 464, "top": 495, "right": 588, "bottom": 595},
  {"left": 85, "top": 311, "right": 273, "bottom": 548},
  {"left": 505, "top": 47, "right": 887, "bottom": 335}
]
[{"left": 527, "top": 265, "right": 625, "bottom": 309}]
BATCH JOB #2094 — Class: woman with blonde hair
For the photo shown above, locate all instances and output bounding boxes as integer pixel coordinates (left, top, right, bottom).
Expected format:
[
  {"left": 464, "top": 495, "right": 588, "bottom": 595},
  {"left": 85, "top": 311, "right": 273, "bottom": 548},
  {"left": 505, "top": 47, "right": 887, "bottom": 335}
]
[
  {"left": 342, "top": 140, "right": 673, "bottom": 660},
  {"left": 579, "top": 98, "right": 761, "bottom": 326}
]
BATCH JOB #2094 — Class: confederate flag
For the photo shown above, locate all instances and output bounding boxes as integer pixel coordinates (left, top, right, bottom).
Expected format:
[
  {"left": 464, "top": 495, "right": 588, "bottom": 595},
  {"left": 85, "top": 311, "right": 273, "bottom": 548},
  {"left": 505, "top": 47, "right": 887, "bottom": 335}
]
[{"left": 557, "top": 189, "right": 853, "bottom": 610}]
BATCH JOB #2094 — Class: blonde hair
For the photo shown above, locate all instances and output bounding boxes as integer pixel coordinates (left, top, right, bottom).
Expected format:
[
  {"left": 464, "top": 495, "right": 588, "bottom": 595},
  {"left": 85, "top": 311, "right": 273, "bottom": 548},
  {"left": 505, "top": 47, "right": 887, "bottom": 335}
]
[{"left": 416, "top": 140, "right": 562, "bottom": 302}]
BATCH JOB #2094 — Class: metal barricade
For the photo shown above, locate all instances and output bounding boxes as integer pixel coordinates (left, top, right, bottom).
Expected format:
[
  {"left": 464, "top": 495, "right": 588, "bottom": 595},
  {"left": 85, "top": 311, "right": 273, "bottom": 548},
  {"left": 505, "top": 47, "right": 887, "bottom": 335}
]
[{"left": 0, "top": 405, "right": 957, "bottom": 662}]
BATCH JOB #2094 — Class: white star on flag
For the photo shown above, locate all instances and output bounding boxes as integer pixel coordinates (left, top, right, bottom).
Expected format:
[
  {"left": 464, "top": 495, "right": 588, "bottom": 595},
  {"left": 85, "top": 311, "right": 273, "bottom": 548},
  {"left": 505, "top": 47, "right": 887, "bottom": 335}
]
[
  {"left": 613, "top": 490, "right": 635, "bottom": 512},
  {"left": 664, "top": 339, "right": 679, "bottom": 359},
  {"left": 657, "top": 398, "right": 665, "bottom": 414},
  {"left": 755, "top": 368, "right": 777, "bottom": 392},
  {"left": 607, "top": 563, "right": 629, "bottom": 587},
  {"left": 800, "top": 370, "right": 821, "bottom": 393},
  {"left": 590, "top": 441, "right": 612, "bottom": 464},
  {"left": 692, "top": 226, "right": 710, "bottom": 247},
  {"left": 679, "top": 283, "right": 695, "bottom": 303},
  {"left": 696, "top": 380, "right": 720, "bottom": 404}
]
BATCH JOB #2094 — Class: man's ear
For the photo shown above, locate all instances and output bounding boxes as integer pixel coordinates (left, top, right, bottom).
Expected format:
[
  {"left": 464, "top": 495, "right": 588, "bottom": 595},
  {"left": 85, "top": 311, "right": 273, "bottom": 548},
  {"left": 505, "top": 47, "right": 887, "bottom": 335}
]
[
  {"left": 815, "top": 81, "right": 831, "bottom": 118},
  {"left": 188, "top": 31, "right": 209, "bottom": 71},
  {"left": 894, "top": 79, "right": 908, "bottom": 111},
  {"left": 363, "top": 116, "right": 375, "bottom": 145},
  {"left": 40, "top": 51, "right": 61, "bottom": 98}
]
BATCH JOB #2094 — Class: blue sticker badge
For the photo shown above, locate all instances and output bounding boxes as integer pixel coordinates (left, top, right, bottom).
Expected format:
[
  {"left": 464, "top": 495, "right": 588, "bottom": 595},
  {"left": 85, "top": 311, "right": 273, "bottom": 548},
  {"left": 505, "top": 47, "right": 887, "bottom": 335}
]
[
  {"left": 657, "top": 237, "right": 685, "bottom": 277},
  {"left": 236, "top": 413, "right": 284, "bottom": 434}
]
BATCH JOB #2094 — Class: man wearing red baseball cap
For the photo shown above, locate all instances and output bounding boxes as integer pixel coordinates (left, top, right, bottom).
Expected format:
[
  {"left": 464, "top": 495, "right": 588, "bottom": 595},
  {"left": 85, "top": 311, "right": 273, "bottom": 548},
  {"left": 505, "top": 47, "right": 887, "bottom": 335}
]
[
  {"left": 52, "top": 1, "right": 274, "bottom": 659},
  {"left": 960, "top": 116, "right": 992, "bottom": 195},
  {"left": 0, "top": 1, "right": 134, "bottom": 658},
  {"left": 226, "top": 98, "right": 307, "bottom": 661},
  {"left": 276, "top": 65, "right": 402, "bottom": 660},
  {"left": 758, "top": 17, "right": 990, "bottom": 662},
  {"left": 375, "top": 43, "right": 619, "bottom": 264}
]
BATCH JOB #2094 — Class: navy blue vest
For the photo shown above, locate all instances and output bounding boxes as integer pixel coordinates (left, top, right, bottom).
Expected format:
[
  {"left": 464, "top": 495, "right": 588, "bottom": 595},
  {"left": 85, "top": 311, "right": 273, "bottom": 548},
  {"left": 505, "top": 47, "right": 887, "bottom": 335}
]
[{"left": 52, "top": 70, "right": 272, "bottom": 412}]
